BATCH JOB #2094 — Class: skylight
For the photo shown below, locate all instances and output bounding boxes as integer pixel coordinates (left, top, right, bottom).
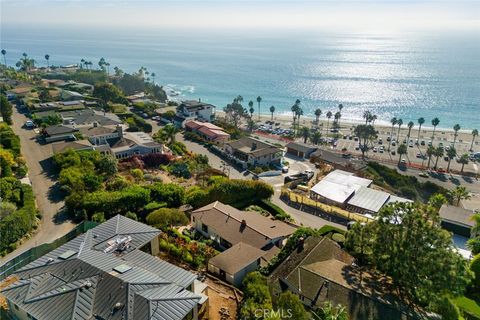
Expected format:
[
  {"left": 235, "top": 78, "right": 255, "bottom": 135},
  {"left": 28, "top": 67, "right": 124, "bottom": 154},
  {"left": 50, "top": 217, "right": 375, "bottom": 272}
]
[{"left": 113, "top": 264, "right": 132, "bottom": 274}]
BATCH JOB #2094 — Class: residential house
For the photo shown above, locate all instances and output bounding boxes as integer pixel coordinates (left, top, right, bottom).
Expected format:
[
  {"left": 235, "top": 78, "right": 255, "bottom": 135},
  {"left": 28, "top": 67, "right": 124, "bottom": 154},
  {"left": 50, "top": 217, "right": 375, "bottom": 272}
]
[
  {"left": 191, "top": 201, "right": 296, "bottom": 287},
  {"left": 51, "top": 139, "right": 95, "bottom": 154},
  {"left": 1, "top": 215, "right": 204, "bottom": 320},
  {"left": 51, "top": 123, "right": 166, "bottom": 159},
  {"left": 269, "top": 236, "right": 410, "bottom": 320},
  {"left": 310, "top": 170, "right": 411, "bottom": 215},
  {"left": 174, "top": 100, "right": 215, "bottom": 127},
  {"left": 184, "top": 120, "right": 230, "bottom": 143},
  {"left": 60, "top": 89, "right": 84, "bottom": 101},
  {"left": 32, "top": 100, "right": 85, "bottom": 112},
  {"left": 439, "top": 204, "right": 476, "bottom": 238},
  {"left": 285, "top": 141, "right": 318, "bottom": 159},
  {"left": 224, "top": 137, "right": 283, "bottom": 169},
  {"left": 43, "top": 124, "right": 79, "bottom": 143},
  {"left": 207, "top": 242, "right": 265, "bottom": 287}
]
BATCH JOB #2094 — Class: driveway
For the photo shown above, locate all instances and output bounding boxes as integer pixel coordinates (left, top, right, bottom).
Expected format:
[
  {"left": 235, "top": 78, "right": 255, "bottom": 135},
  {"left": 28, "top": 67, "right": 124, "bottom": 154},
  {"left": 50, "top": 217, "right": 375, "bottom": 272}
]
[
  {"left": 0, "top": 107, "right": 75, "bottom": 264},
  {"left": 176, "top": 133, "right": 244, "bottom": 179}
]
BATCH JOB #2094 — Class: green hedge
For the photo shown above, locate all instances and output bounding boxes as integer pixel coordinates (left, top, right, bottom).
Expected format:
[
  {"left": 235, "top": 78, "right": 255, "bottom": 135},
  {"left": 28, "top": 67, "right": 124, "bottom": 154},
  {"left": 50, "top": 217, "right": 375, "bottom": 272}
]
[
  {"left": 257, "top": 199, "right": 293, "bottom": 222},
  {"left": 0, "top": 184, "right": 38, "bottom": 256}
]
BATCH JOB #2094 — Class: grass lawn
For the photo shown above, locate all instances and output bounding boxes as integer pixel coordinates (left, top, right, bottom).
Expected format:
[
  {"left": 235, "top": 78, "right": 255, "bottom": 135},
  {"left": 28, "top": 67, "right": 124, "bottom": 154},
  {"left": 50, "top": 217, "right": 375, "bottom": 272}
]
[{"left": 453, "top": 296, "right": 480, "bottom": 319}]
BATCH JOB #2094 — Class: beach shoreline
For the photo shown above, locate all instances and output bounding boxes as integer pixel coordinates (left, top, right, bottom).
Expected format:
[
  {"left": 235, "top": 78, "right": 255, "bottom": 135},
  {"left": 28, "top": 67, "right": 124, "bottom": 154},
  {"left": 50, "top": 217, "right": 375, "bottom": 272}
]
[{"left": 214, "top": 110, "right": 478, "bottom": 147}]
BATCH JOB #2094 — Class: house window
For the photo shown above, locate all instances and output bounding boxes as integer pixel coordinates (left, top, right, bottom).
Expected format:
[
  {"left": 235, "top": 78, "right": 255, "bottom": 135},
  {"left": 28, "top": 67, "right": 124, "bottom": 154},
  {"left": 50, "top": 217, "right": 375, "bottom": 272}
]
[
  {"left": 202, "top": 223, "right": 208, "bottom": 233},
  {"left": 220, "top": 237, "right": 231, "bottom": 249}
]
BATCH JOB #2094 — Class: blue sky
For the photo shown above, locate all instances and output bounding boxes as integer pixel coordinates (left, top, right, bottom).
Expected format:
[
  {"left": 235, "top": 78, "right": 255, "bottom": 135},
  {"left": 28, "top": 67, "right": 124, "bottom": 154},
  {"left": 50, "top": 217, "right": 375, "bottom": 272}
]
[{"left": 1, "top": 0, "right": 479, "bottom": 30}]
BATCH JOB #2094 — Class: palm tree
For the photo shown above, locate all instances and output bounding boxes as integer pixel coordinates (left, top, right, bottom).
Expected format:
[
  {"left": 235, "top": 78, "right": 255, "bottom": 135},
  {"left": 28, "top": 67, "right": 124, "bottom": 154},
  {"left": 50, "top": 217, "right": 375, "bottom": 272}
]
[
  {"left": 453, "top": 124, "right": 461, "bottom": 148},
  {"left": 1, "top": 49, "right": 6, "bottom": 66},
  {"left": 434, "top": 146, "right": 444, "bottom": 170},
  {"left": 458, "top": 153, "right": 469, "bottom": 172},
  {"left": 407, "top": 121, "right": 414, "bottom": 142},
  {"left": 44, "top": 54, "right": 50, "bottom": 68},
  {"left": 388, "top": 117, "right": 397, "bottom": 151},
  {"left": 397, "top": 144, "right": 407, "bottom": 165},
  {"left": 334, "top": 111, "right": 341, "bottom": 130},
  {"left": 151, "top": 72, "right": 156, "bottom": 85},
  {"left": 269, "top": 105, "right": 275, "bottom": 120},
  {"left": 295, "top": 107, "right": 304, "bottom": 136},
  {"left": 256, "top": 96, "right": 262, "bottom": 121},
  {"left": 310, "top": 131, "right": 322, "bottom": 145},
  {"left": 448, "top": 186, "right": 471, "bottom": 206},
  {"left": 363, "top": 111, "right": 371, "bottom": 125},
  {"left": 426, "top": 145, "right": 435, "bottom": 169},
  {"left": 470, "top": 213, "right": 480, "bottom": 237},
  {"left": 80, "top": 58, "right": 85, "bottom": 69},
  {"left": 326, "top": 111, "right": 333, "bottom": 136},
  {"left": 105, "top": 62, "right": 110, "bottom": 75},
  {"left": 470, "top": 129, "right": 478, "bottom": 151},
  {"left": 417, "top": 117, "right": 425, "bottom": 143},
  {"left": 291, "top": 104, "right": 299, "bottom": 131},
  {"left": 300, "top": 126, "right": 310, "bottom": 143},
  {"left": 314, "top": 108, "right": 322, "bottom": 124},
  {"left": 396, "top": 118, "right": 403, "bottom": 142},
  {"left": 248, "top": 101, "right": 254, "bottom": 118},
  {"left": 446, "top": 147, "right": 457, "bottom": 172},
  {"left": 371, "top": 114, "right": 377, "bottom": 127},
  {"left": 431, "top": 117, "right": 440, "bottom": 143},
  {"left": 163, "top": 124, "right": 177, "bottom": 144},
  {"left": 337, "top": 104, "right": 343, "bottom": 128},
  {"left": 235, "top": 95, "right": 243, "bottom": 104}
]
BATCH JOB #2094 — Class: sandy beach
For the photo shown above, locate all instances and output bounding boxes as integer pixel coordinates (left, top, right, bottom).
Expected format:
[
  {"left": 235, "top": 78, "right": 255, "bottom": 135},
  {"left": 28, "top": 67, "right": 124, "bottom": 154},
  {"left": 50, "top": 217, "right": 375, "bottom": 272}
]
[{"left": 215, "top": 110, "right": 479, "bottom": 150}]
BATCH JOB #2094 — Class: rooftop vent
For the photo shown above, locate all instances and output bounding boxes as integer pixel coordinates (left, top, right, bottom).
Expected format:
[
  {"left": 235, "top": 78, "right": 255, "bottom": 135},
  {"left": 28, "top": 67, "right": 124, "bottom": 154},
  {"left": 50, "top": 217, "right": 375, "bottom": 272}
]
[
  {"left": 58, "top": 250, "right": 77, "bottom": 260},
  {"left": 103, "top": 236, "right": 132, "bottom": 253},
  {"left": 113, "top": 264, "right": 132, "bottom": 274}
]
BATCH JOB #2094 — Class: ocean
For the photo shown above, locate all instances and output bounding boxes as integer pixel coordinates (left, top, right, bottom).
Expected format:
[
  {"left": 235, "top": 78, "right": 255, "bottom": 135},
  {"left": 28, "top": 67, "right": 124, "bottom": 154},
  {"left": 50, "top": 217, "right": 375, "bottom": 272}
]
[{"left": 1, "top": 26, "right": 479, "bottom": 129}]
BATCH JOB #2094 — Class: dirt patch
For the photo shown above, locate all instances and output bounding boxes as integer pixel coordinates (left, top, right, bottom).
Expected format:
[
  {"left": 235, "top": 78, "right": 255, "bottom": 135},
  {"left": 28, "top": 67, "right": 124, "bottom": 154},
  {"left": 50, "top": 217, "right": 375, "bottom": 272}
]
[
  {"left": 0, "top": 276, "right": 18, "bottom": 310},
  {"left": 204, "top": 277, "right": 241, "bottom": 320}
]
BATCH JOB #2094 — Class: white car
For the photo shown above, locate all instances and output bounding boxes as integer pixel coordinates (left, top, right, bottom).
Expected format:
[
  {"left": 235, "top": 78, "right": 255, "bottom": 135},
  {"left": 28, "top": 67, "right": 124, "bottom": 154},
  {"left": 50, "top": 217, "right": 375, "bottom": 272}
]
[{"left": 25, "top": 120, "right": 35, "bottom": 128}]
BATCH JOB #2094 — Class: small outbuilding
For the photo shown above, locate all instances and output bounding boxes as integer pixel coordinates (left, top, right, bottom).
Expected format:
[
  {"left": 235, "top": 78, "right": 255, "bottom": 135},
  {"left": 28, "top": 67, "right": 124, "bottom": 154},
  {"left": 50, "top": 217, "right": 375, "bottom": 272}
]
[
  {"left": 285, "top": 141, "right": 318, "bottom": 159},
  {"left": 439, "top": 204, "right": 476, "bottom": 237},
  {"left": 208, "top": 242, "right": 265, "bottom": 287},
  {"left": 346, "top": 187, "right": 390, "bottom": 215}
]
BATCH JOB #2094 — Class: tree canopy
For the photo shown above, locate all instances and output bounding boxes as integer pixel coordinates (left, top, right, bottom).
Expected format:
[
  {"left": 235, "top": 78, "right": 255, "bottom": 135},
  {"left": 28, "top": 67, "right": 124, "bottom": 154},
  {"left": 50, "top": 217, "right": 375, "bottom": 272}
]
[{"left": 345, "top": 202, "right": 473, "bottom": 309}]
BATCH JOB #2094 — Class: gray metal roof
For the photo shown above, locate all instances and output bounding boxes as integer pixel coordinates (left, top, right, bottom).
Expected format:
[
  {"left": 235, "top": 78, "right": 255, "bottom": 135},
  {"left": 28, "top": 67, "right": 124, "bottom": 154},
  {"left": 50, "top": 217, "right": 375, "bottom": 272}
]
[
  {"left": 347, "top": 187, "right": 390, "bottom": 213},
  {"left": 2, "top": 215, "right": 201, "bottom": 320}
]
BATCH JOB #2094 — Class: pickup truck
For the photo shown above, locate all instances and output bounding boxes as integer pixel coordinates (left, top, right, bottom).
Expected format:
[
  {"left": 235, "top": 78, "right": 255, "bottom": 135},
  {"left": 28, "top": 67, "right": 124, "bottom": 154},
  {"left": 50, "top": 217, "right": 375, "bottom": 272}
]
[{"left": 284, "top": 170, "right": 314, "bottom": 183}]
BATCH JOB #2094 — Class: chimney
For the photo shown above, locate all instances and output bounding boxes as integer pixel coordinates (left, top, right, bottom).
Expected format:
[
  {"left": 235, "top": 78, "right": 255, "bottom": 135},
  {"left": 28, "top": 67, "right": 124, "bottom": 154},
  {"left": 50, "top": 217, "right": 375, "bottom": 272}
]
[
  {"left": 241, "top": 219, "right": 246, "bottom": 226},
  {"left": 251, "top": 143, "right": 257, "bottom": 151},
  {"left": 116, "top": 124, "right": 123, "bottom": 137}
]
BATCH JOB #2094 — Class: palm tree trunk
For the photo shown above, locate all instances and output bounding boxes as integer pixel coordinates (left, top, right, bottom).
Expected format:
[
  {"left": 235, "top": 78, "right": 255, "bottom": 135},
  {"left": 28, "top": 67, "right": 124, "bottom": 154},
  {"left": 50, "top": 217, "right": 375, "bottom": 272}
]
[
  {"left": 447, "top": 159, "right": 452, "bottom": 172},
  {"left": 271, "top": 112, "right": 274, "bottom": 121},
  {"left": 461, "top": 163, "right": 465, "bottom": 172},
  {"left": 432, "top": 127, "right": 436, "bottom": 142},
  {"left": 434, "top": 156, "right": 440, "bottom": 169},
  {"left": 417, "top": 124, "right": 422, "bottom": 142},
  {"left": 470, "top": 136, "right": 476, "bottom": 151}
]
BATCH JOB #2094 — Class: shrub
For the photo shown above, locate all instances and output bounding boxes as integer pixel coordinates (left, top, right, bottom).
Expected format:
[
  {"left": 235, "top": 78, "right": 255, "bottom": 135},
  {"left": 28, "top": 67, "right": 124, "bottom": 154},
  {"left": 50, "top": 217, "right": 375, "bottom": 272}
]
[
  {"left": 331, "top": 233, "right": 346, "bottom": 243},
  {"left": 131, "top": 168, "right": 144, "bottom": 181},
  {"left": 125, "top": 211, "right": 138, "bottom": 221},
  {"left": 148, "top": 183, "right": 185, "bottom": 207},
  {"left": 471, "top": 254, "right": 480, "bottom": 291},
  {"left": 257, "top": 199, "right": 293, "bottom": 222},
  {"left": 146, "top": 208, "right": 188, "bottom": 230},
  {"left": 0, "top": 184, "right": 38, "bottom": 256},
  {"left": 188, "top": 177, "right": 274, "bottom": 208}
]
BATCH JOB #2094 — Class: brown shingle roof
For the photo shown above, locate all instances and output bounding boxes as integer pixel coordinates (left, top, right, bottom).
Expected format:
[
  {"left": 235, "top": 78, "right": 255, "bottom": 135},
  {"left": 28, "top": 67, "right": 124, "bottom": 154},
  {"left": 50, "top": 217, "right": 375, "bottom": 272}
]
[
  {"left": 208, "top": 242, "right": 264, "bottom": 274},
  {"left": 227, "top": 137, "right": 282, "bottom": 157},
  {"left": 192, "top": 201, "right": 295, "bottom": 249}
]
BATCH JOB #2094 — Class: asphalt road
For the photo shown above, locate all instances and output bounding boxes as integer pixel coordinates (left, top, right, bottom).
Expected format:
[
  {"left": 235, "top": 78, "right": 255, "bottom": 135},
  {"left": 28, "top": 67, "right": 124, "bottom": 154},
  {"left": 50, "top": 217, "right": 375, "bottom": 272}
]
[{"left": 0, "top": 107, "right": 75, "bottom": 264}]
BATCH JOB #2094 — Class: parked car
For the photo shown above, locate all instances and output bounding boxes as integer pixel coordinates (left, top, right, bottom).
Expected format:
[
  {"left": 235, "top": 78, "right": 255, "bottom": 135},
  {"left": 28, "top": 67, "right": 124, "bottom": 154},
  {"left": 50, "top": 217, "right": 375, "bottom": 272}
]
[
  {"left": 378, "top": 138, "right": 383, "bottom": 144},
  {"left": 24, "top": 120, "right": 35, "bottom": 128},
  {"left": 419, "top": 171, "right": 429, "bottom": 178},
  {"left": 420, "top": 140, "right": 426, "bottom": 146},
  {"left": 372, "top": 147, "right": 378, "bottom": 153}
]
